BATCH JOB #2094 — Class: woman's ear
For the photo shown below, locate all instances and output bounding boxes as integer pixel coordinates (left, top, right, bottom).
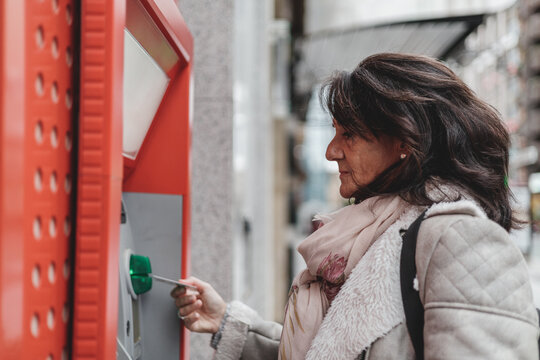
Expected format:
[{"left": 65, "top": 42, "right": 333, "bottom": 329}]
[{"left": 396, "top": 141, "right": 408, "bottom": 160}]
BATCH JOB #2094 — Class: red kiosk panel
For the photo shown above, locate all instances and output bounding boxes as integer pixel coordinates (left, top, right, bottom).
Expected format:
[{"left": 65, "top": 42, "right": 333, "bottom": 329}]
[{"left": 0, "top": 1, "right": 76, "bottom": 359}]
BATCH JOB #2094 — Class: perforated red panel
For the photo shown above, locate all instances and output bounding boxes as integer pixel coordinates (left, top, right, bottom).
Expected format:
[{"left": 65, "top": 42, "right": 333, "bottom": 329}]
[
  {"left": 0, "top": 0, "right": 76, "bottom": 359},
  {"left": 25, "top": 1, "right": 76, "bottom": 359}
]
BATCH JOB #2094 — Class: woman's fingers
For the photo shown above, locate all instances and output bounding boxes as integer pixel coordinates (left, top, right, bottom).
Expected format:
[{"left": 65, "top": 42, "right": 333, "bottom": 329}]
[
  {"left": 169, "top": 276, "right": 226, "bottom": 333},
  {"left": 171, "top": 286, "right": 199, "bottom": 300},
  {"left": 170, "top": 277, "right": 205, "bottom": 300},
  {"left": 175, "top": 294, "right": 198, "bottom": 308},
  {"left": 180, "top": 311, "right": 200, "bottom": 328},
  {"left": 181, "top": 277, "right": 209, "bottom": 293},
  {"left": 170, "top": 285, "right": 186, "bottom": 297},
  {"left": 177, "top": 298, "right": 203, "bottom": 317}
]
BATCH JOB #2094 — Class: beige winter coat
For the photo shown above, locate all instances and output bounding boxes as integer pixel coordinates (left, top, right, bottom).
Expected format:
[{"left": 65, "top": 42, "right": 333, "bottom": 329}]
[{"left": 213, "top": 200, "right": 539, "bottom": 359}]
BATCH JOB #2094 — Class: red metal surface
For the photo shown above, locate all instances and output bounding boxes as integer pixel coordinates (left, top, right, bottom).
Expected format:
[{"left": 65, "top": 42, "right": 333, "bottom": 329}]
[
  {"left": 121, "top": 64, "right": 191, "bottom": 197},
  {"left": 73, "top": 0, "right": 192, "bottom": 358},
  {"left": 1, "top": 0, "right": 192, "bottom": 358},
  {"left": 1, "top": 0, "right": 76, "bottom": 359},
  {"left": 139, "top": 0, "right": 193, "bottom": 62},
  {"left": 72, "top": 0, "right": 125, "bottom": 358},
  {"left": 0, "top": 1, "right": 25, "bottom": 357}
]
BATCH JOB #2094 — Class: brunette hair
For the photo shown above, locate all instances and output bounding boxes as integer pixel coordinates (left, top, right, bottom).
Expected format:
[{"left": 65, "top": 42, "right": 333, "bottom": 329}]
[{"left": 321, "top": 53, "right": 516, "bottom": 230}]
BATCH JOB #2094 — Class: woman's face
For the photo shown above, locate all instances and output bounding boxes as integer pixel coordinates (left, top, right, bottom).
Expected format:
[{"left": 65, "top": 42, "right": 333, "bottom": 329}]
[{"left": 326, "top": 120, "right": 401, "bottom": 198}]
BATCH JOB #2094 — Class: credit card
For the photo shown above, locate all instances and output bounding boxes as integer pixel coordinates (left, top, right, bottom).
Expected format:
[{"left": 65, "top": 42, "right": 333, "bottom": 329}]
[{"left": 150, "top": 274, "right": 197, "bottom": 289}]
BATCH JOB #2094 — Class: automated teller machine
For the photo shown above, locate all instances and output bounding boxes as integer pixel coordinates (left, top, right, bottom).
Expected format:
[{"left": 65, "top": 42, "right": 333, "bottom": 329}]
[
  {"left": 115, "top": 0, "right": 193, "bottom": 359},
  {"left": 117, "top": 195, "right": 185, "bottom": 360}
]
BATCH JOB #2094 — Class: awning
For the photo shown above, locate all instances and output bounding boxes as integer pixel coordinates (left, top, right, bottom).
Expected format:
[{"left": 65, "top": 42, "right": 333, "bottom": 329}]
[{"left": 295, "top": 15, "right": 485, "bottom": 93}]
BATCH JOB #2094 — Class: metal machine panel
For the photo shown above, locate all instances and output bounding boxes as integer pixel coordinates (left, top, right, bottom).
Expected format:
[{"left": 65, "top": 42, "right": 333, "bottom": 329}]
[{"left": 120, "top": 192, "right": 183, "bottom": 359}]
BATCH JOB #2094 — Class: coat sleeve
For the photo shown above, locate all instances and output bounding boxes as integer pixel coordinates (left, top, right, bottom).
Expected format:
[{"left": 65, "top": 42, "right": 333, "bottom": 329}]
[
  {"left": 213, "top": 300, "right": 282, "bottom": 360},
  {"left": 416, "top": 215, "right": 539, "bottom": 360}
]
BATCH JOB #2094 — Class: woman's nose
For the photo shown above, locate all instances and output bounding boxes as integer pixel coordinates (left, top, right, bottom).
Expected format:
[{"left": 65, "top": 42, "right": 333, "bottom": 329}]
[{"left": 326, "top": 137, "right": 341, "bottom": 161}]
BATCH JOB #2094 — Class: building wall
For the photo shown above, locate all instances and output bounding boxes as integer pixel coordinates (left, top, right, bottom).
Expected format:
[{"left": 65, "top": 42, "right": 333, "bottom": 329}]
[
  {"left": 176, "top": 0, "right": 235, "bottom": 358},
  {"left": 445, "top": 2, "right": 535, "bottom": 253},
  {"left": 232, "top": 0, "right": 276, "bottom": 320}
]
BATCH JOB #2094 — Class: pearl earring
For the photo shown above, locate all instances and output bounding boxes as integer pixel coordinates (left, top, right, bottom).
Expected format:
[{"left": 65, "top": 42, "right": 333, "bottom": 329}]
[{"left": 400, "top": 153, "right": 407, "bottom": 159}]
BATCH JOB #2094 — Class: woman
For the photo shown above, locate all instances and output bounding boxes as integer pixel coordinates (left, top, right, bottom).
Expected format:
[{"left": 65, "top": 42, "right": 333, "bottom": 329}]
[{"left": 171, "top": 53, "right": 539, "bottom": 359}]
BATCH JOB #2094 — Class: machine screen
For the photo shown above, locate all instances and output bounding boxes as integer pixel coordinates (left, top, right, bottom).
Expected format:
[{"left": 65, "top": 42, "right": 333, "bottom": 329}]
[{"left": 122, "top": 29, "right": 170, "bottom": 160}]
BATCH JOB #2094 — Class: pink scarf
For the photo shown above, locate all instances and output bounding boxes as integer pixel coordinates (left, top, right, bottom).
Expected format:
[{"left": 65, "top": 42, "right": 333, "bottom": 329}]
[{"left": 278, "top": 195, "right": 407, "bottom": 360}]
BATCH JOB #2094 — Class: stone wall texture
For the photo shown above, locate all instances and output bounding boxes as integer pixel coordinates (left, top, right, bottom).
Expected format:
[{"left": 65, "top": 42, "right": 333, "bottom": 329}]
[{"left": 176, "top": 0, "right": 235, "bottom": 358}]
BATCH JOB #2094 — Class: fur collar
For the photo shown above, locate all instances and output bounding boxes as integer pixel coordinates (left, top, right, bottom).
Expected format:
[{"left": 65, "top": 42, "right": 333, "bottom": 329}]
[{"left": 305, "top": 200, "right": 485, "bottom": 359}]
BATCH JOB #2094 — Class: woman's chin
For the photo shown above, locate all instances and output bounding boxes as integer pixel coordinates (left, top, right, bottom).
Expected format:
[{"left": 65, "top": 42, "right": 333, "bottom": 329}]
[{"left": 339, "top": 187, "right": 354, "bottom": 199}]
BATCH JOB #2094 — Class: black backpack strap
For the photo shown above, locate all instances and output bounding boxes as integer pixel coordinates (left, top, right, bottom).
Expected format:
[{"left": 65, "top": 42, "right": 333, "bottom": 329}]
[{"left": 400, "top": 210, "right": 428, "bottom": 360}]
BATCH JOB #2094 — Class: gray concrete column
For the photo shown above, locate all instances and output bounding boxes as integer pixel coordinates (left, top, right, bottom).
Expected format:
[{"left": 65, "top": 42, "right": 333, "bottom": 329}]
[{"left": 176, "top": 1, "right": 234, "bottom": 358}]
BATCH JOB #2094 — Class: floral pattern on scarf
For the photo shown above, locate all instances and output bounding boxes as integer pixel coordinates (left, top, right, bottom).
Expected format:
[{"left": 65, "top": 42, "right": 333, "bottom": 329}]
[{"left": 316, "top": 253, "right": 346, "bottom": 303}]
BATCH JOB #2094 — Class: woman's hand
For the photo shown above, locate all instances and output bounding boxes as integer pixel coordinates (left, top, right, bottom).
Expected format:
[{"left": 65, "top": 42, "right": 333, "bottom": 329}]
[{"left": 170, "top": 276, "right": 227, "bottom": 333}]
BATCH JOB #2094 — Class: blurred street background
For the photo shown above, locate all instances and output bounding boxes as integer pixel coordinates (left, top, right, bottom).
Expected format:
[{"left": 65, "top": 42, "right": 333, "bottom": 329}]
[{"left": 177, "top": 0, "right": 540, "bottom": 356}]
